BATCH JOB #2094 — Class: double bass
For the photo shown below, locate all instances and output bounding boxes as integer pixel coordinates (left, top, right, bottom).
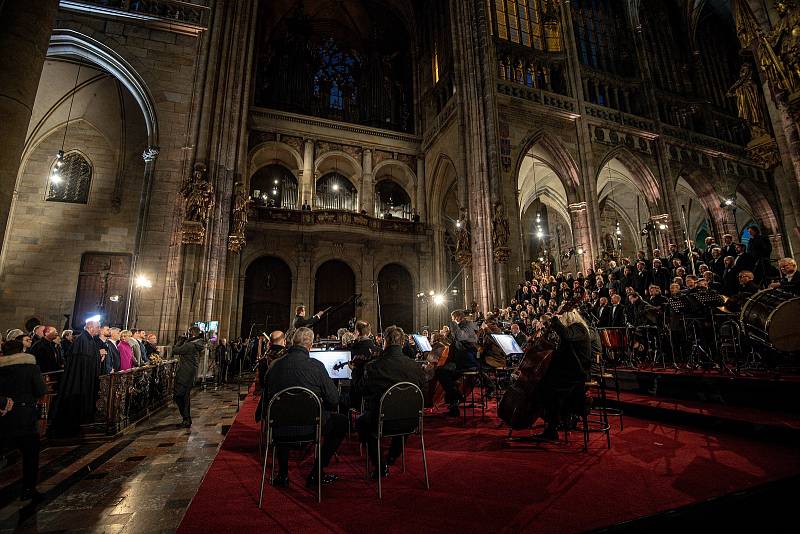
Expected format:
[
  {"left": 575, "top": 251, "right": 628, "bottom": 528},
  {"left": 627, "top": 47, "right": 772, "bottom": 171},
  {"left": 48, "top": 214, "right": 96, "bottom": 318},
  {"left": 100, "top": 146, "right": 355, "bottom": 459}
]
[{"left": 497, "top": 326, "right": 558, "bottom": 430}]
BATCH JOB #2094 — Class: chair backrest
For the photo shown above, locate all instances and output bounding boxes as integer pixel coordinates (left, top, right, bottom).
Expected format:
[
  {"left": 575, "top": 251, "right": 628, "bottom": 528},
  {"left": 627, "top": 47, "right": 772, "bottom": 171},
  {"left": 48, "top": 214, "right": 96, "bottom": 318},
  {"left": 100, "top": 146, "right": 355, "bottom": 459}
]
[
  {"left": 267, "top": 386, "right": 322, "bottom": 429},
  {"left": 379, "top": 382, "right": 424, "bottom": 435}
]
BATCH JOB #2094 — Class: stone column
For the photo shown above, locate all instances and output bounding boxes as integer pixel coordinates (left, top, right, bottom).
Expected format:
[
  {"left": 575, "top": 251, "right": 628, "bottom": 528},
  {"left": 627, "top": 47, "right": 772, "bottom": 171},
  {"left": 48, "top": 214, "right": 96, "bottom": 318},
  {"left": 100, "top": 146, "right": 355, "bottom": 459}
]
[
  {"left": 569, "top": 202, "right": 592, "bottom": 271},
  {"left": 0, "top": 0, "right": 59, "bottom": 255},
  {"left": 301, "top": 139, "right": 315, "bottom": 208},
  {"left": 416, "top": 157, "right": 426, "bottom": 221},
  {"left": 361, "top": 149, "right": 374, "bottom": 215}
]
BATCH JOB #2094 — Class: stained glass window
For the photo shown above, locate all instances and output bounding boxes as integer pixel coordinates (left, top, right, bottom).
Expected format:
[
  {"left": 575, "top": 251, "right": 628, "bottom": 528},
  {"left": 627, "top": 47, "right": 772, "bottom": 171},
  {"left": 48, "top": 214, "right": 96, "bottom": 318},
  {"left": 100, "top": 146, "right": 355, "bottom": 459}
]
[
  {"left": 493, "top": 0, "right": 560, "bottom": 51},
  {"left": 313, "top": 38, "right": 359, "bottom": 112}
]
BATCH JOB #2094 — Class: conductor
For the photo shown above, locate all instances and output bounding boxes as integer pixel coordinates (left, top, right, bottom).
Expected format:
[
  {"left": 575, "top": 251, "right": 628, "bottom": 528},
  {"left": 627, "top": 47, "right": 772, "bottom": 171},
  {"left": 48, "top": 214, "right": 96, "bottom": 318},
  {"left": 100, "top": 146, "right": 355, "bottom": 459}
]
[{"left": 293, "top": 305, "right": 326, "bottom": 330}]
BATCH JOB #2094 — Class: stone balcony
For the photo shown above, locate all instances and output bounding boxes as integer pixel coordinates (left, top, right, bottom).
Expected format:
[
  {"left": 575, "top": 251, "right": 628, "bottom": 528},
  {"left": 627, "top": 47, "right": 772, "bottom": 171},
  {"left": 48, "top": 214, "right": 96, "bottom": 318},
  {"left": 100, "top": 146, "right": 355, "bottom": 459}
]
[
  {"left": 60, "top": 0, "right": 211, "bottom": 34},
  {"left": 248, "top": 207, "right": 429, "bottom": 241}
]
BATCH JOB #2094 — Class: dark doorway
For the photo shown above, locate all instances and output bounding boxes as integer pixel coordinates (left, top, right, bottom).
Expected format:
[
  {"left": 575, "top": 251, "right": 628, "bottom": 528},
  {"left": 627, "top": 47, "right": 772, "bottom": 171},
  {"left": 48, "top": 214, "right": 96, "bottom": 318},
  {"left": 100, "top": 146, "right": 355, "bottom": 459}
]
[
  {"left": 241, "top": 256, "right": 293, "bottom": 337},
  {"left": 377, "top": 263, "right": 414, "bottom": 333},
  {"left": 73, "top": 252, "right": 132, "bottom": 329},
  {"left": 314, "top": 260, "right": 356, "bottom": 337}
]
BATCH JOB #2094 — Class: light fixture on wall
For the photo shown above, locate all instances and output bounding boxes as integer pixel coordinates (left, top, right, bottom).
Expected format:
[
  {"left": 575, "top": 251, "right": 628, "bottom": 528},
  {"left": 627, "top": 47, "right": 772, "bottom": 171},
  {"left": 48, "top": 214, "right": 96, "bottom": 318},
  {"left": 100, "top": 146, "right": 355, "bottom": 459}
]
[{"left": 50, "top": 62, "right": 82, "bottom": 185}]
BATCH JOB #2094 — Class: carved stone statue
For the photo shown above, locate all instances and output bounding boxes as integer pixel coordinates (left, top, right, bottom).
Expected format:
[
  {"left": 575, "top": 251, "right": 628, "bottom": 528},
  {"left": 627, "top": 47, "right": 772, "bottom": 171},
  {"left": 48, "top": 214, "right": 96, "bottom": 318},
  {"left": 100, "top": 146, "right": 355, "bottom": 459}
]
[
  {"left": 182, "top": 163, "right": 215, "bottom": 223},
  {"left": 727, "top": 62, "right": 768, "bottom": 136},
  {"left": 492, "top": 202, "right": 511, "bottom": 264},
  {"left": 768, "top": 1, "right": 800, "bottom": 91},
  {"left": 491, "top": 203, "right": 510, "bottom": 250},
  {"left": 455, "top": 207, "right": 472, "bottom": 266},
  {"left": 231, "top": 182, "right": 249, "bottom": 237}
]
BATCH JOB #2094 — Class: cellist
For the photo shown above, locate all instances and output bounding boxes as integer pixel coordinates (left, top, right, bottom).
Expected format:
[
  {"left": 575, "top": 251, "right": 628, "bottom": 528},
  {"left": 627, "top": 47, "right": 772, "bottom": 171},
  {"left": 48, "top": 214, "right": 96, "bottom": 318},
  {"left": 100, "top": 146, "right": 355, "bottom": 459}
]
[{"left": 535, "top": 304, "right": 593, "bottom": 441}]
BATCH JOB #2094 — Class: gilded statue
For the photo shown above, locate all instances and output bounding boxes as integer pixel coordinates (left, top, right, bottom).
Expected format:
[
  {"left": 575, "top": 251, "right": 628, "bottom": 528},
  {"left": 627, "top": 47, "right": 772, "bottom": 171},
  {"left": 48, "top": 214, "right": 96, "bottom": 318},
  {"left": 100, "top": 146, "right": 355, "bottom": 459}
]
[
  {"left": 750, "top": 0, "right": 800, "bottom": 96},
  {"left": 182, "top": 163, "right": 215, "bottom": 223},
  {"left": 455, "top": 207, "right": 471, "bottom": 255},
  {"left": 727, "top": 62, "right": 768, "bottom": 135},
  {"left": 231, "top": 182, "right": 250, "bottom": 237},
  {"left": 491, "top": 202, "right": 510, "bottom": 250}
]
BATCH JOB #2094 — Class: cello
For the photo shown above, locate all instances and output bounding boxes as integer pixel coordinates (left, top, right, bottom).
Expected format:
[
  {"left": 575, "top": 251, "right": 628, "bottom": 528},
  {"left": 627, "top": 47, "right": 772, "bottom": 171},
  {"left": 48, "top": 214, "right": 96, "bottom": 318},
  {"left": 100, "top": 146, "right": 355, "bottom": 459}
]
[{"left": 497, "top": 325, "right": 558, "bottom": 430}]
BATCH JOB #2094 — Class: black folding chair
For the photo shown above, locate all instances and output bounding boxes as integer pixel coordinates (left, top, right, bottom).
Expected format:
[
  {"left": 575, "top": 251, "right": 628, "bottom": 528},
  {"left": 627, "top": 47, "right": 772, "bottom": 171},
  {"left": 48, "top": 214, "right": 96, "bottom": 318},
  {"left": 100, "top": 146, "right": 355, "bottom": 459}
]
[
  {"left": 365, "top": 382, "right": 430, "bottom": 499},
  {"left": 258, "top": 386, "right": 322, "bottom": 507}
]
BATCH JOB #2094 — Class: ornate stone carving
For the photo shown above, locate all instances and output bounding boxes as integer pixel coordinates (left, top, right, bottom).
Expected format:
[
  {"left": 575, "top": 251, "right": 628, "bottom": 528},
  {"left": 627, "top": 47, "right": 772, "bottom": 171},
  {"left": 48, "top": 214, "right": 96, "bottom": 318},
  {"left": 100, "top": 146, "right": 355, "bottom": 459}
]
[
  {"left": 228, "top": 182, "right": 250, "bottom": 253},
  {"left": 747, "top": 135, "right": 781, "bottom": 168},
  {"left": 728, "top": 62, "right": 769, "bottom": 136},
  {"left": 180, "top": 163, "right": 215, "bottom": 245},
  {"left": 455, "top": 207, "right": 472, "bottom": 267},
  {"left": 492, "top": 202, "right": 511, "bottom": 264}
]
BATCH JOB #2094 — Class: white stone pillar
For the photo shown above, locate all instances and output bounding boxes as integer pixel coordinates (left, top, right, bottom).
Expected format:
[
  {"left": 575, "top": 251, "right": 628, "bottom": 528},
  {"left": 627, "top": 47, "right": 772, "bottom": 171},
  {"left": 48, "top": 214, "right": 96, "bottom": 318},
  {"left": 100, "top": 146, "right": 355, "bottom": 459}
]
[
  {"left": 301, "top": 139, "right": 314, "bottom": 208},
  {"left": 416, "top": 157, "right": 426, "bottom": 221},
  {"left": 361, "top": 149, "right": 374, "bottom": 215}
]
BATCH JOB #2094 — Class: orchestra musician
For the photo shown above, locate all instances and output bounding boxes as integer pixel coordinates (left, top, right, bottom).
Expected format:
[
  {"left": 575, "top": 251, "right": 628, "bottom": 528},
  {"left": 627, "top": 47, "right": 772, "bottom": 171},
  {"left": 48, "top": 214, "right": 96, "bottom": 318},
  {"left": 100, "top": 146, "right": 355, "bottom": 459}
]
[
  {"left": 435, "top": 310, "right": 479, "bottom": 417},
  {"left": 293, "top": 305, "right": 325, "bottom": 330},
  {"left": 356, "top": 326, "right": 425, "bottom": 479},
  {"left": 770, "top": 258, "right": 799, "bottom": 294},
  {"left": 608, "top": 294, "right": 626, "bottom": 327},
  {"left": 348, "top": 320, "right": 380, "bottom": 409},
  {"left": 535, "top": 306, "right": 592, "bottom": 441}
]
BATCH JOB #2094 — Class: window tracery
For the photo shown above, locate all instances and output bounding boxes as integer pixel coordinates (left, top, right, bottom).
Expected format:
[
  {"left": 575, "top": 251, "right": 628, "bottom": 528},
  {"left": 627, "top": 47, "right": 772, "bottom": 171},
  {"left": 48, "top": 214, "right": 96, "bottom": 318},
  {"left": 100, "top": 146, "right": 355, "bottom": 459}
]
[{"left": 46, "top": 151, "right": 92, "bottom": 204}]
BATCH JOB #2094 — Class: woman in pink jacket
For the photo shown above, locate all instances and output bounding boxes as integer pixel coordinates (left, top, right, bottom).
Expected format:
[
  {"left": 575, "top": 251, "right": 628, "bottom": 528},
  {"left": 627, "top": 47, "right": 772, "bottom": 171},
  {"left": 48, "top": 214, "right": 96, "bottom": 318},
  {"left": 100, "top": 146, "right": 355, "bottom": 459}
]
[{"left": 118, "top": 330, "right": 134, "bottom": 371}]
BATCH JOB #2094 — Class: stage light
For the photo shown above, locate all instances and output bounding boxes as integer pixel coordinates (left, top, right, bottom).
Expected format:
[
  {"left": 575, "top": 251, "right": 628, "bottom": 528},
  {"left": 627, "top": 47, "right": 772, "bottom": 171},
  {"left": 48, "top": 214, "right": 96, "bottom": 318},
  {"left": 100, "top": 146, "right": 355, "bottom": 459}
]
[
  {"left": 658, "top": 223, "right": 668, "bottom": 230},
  {"left": 537, "top": 230, "right": 544, "bottom": 239},
  {"left": 428, "top": 290, "right": 435, "bottom": 296},
  {"left": 456, "top": 220, "right": 462, "bottom": 228},
  {"left": 724, "top": 198, "right": 735, "bottom": 206},
  {"left": 539, "top": 256, "right": 545, "bottom": 262},
  {"left": 433, "top": 294, "right": 445, "bottom": 305},
  {"left": 451, "top": 288, "right": 459, "bottom": 295},
  {"left": 274, "top": 179, "right": 279, "bottom": 185},
  {"left": 109, "top": 295, "right": 120, "bottom": 302},
  {"left": 577, "top": 247, "right": 584, "bottom": 255},
  {"left": 85, "top": 314, "right": 102, "bottom": 324},
  {"left": 332, "top": 183, "right": 340, "bottom": 192},
  {"left": 135, "top": 275, "right": 153, "bottom": 289}
]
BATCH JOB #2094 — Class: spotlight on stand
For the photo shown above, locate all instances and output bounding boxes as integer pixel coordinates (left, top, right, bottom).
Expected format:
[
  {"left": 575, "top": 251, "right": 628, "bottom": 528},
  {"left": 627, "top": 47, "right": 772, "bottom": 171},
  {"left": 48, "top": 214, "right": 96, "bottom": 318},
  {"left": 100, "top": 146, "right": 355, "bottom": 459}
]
[
  {"left": 135, "top": 275, "right": 153, "bottom": 289},
  {"left": 723, "top": 198, "right": 735, "bottom": 207},
  {"left": 109, "top": 295, "right": 120, "bottom": 303},
  {"left": 428, "top": 290, "right": 435, "bottom": 297},
  {"left": 433, "top": 294, "right": 445, "bottom": 306}
]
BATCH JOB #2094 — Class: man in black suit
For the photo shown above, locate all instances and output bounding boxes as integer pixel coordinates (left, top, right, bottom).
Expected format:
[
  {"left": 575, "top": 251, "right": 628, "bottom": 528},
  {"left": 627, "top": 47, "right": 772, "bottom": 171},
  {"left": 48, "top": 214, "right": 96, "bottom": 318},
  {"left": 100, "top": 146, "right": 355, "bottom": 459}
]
[
  {"left": 595, "top": 297, "right": 611, "bottom": 327},
  {"left": 720, "top": 234, "right": 737, "bottom": 258},
  {"left": 633, "top": 261, "right": 651, "bottom": 296},
  {"left": 292, "top": 305, "right": 325, "bottom": 330},
  {"left": 356, "top": 326, "right": 425, "bottom": 479},
  {"left": 733, "top": 243, "right": 756, "bottom": 275},
  {"left": 709, "top": 247, "right": 726, "bottom": 279},
  {"left": 650, "top": 259, "right": 671, "bottom": 292},
  {"left": 265, "top": 327, "right": 347, "bottom": 488},
  {"left": 721, "top": 256, "right": 739, "bottom": 296},
  {"left": 609, "top": 294, "right": 626, "bottom": 327}
]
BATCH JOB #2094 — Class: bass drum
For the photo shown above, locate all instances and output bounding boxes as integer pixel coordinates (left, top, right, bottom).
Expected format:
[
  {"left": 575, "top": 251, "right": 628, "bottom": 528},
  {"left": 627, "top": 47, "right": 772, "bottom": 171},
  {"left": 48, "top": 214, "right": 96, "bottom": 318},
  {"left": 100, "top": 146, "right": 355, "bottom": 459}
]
[{"left": 740, "top": 289, "right": 800, "bottom": 352}]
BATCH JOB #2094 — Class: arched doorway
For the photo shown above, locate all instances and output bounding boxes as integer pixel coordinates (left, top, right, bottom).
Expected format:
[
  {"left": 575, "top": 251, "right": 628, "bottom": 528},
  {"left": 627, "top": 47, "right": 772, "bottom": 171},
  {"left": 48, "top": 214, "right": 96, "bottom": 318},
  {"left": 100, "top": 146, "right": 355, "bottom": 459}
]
[
  {"left": 241, "top": 256, "right": 293, "bottom": 336},
  {"left": 314, "top": 260, "right": 356, "bottom": 337},
  {"left": 377, "top": 263, "right": 413, "bottom": 333},
  {"left": 250, "top": 164, "right": 298, "bottom": 208}
]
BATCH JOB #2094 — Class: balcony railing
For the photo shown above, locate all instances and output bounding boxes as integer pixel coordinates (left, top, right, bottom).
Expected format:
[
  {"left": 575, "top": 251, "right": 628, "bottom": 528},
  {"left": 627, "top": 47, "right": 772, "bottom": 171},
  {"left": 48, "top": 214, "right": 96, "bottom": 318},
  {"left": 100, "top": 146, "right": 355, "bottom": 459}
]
[
  {"left": 496, "top": 79, "right": 578, "bottom": 114},
  {"left": 250, "top": 207, "right": 427, "bottom": 236},
  {"left": 60, "top": 0, "right": 210, "bottom": 32}
]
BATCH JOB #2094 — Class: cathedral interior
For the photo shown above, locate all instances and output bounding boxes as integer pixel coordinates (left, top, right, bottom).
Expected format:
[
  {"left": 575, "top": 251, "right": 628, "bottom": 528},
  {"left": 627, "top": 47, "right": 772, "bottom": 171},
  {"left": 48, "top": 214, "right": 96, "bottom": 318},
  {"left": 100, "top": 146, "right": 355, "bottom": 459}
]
[{"left": 1, "top": 1, "right": 800, "bottom": 532}]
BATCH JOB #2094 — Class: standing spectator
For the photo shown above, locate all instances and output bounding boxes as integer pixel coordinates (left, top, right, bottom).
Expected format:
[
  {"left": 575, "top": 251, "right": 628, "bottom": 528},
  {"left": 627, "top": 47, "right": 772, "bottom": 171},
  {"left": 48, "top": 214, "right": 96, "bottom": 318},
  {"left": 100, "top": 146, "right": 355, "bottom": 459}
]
[
  {"left": 118, "top": 330, "right": 135, "bottom": 371},
  {"left": 99, "top": 326, "right": 120, "bottom": 374},
  {"left": 29, "top": 326, "right": 62, "bottom": 373},
  {"left": 145, "top": 333, "right": 160, "bottom": 361},
  {"left": 0, "top": 339, "right": 48, "bottom": 501},
  {"left": 133, "top": 330, "right": 149, "bottom": 365},
  {"left": 60, "top": 330, "right": 74, "bottom": 358},
  {"left": 215, "top": 337, "right": 230, "bottom": 385}
]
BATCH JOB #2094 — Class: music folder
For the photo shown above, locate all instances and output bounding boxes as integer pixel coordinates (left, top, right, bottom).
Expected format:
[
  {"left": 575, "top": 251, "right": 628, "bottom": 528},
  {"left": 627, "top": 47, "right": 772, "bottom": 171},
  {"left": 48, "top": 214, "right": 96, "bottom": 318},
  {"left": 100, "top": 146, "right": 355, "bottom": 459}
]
[
  {"left": 412, "top": 334, "right": 433, "bottom": 353},
  {"left": 491, "top": 334, "right": 524, "bottom": 356},
  {"left": 310, "top": 350, "right": 352, "bottom": 380}
]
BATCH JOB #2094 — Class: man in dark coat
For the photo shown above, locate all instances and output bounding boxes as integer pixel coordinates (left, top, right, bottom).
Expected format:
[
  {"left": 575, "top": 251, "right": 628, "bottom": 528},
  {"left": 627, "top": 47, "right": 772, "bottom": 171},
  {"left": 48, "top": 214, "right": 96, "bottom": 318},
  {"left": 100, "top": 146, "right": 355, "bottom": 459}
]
[
  {"left": 172, "top": 326, "right": 205, "bottom": 427},
  {"left": 265, "top": 327, "right": 347, "bottom": 488},
  {"left": 29, "top": 326, "right": 62, "bottom": 373},
  {"left": 356, "top": 326, "right": 425, "bottom": 479},
  {"left": 50, "top": 321, "right": 101, "bottom": 437},
  {"left": 292, "top": 305, "right": 325, "bottom": 330},
  {"left": 747, "top": 226, "right": 772, "bottom": 284},
  {"left": 215, "top": 337, "right": 230, "bottom": 385},
  {"left": 0, "top": 340, "right": 48, "bottom": 501},
  {"left": 348, "top": 320, "right": 380, "bottom": 410},
  {"left": 435, "top": 309, "right": 479, "bottom": 417},
  {"left": 650, "top": 259, "right": 672, "bottom": 292}
]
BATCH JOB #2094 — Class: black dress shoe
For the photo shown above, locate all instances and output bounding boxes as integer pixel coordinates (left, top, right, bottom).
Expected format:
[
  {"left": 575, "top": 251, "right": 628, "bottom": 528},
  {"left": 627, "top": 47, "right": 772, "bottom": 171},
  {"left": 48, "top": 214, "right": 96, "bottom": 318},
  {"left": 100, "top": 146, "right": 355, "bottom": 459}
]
[
  {"left": 370, "top": 465, "right": 390, "bottom": 479},
  {"left": 306, "top": 472, "right": 338, "bottom": 488},
  {"left": 20, "top": 488, "right": 43, "bottom": 502},
  {"left": 271, "top": 474, "right": 289, "bottom": 487}
]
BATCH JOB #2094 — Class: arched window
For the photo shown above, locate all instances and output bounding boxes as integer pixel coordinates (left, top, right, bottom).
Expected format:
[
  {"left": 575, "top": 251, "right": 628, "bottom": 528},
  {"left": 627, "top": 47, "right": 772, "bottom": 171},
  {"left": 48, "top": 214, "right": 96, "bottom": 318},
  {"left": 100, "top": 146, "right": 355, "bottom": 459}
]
[
  {"left": 573, "top": 0, "right": 635, "bottom": 76},
  {"left": 492, "top": 0, "right": 562, "bottom": 51},
  {"left": 250, "top": 164, "right": 298, "bottom": 209},
  {"left": 375, "top": 180, "right": 412, "bottom": 219},
  {"left": 315, "top": 172, "right": 358, "bottom": 212},
  {"left": 46, "top": 151, "right": 92, "bottom": 204}
]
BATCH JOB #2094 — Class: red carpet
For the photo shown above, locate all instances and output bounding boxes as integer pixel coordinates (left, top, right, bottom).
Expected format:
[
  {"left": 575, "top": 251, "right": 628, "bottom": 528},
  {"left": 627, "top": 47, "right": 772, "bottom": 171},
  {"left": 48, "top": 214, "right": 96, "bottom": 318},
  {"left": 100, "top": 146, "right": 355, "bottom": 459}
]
[{"left": 178, "top": 394, "right": 800, "bottom": 533}]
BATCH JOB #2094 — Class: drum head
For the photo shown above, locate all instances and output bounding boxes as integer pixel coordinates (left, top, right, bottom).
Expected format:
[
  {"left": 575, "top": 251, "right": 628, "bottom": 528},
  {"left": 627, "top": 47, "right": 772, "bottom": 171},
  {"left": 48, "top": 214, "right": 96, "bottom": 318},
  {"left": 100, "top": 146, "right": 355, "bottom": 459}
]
[{"left": 767, "top": 297, "right": 800, "bottom": 352}]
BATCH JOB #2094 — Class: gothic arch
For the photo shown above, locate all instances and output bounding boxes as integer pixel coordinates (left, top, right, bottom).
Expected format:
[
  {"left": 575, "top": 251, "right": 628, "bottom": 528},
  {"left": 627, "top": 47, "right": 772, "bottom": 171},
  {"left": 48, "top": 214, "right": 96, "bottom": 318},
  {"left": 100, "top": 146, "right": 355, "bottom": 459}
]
[
  {"left": 514, "top": 130, "right": 581, "bottom": 202},
  {"left": 429, "top": 153, "right": 460, "bottom": 222},
  {"left": 737, "top": 179, "right": 781, "bottom": 237},
  {"left": 595, "top": 146, "right": 661, "bottom": 208},
  {"left": 675, "top": 168, "right": 725, "bottom": 238},
  {"left": 248, "top": 141, "right": 304, "bottom": 178},
  {"left": 242, "top": 248, "right": 297, "bottom": 281},
  {"left": 48, "top": 29, "right": 158, "bottom": 146},
  {"left": 314, "top": 150, "right": 363, "bottom": 180}
]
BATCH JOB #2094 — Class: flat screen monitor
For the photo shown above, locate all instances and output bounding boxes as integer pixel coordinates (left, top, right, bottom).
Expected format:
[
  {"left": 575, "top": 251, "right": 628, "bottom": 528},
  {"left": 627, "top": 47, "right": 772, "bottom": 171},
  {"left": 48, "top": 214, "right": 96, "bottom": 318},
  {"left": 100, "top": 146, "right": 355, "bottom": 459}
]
[
  {"left": 412, "top": 334, "right": 433, "bottom": 353},
  {"left": 491, "top": 334, "right": 524, "bottom": 356},
  {"left": 310, "top": 350, "right": 352, "bottom": 380}
]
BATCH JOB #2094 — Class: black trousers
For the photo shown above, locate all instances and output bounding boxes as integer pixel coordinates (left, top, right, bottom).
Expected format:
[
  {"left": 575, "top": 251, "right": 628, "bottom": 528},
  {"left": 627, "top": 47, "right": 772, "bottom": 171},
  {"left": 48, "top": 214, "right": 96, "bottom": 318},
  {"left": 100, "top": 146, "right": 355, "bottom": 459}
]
[
  {"left": 435, "top": 367, "right": 463, "bottom": 405},
  {"left": 275, "top": 413, "right": 347, "bottom": 476},
  {"left": 540, "top": 380, "right": 585, "bottom": 432},
  {"left": 356, "top": 413, "right": 403, "bottom": 467},
  {"left": 5, "top": 434, "right": 40, "bottom": 491},
  {"left": 173, "top": 385, "right": 192, "bottom": 422}
]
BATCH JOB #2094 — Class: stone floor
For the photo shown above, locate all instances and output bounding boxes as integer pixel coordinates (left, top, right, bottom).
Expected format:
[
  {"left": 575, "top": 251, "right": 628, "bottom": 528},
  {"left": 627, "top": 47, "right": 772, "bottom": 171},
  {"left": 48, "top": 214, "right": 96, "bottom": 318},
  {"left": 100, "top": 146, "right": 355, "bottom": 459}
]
[{"left": 0, "top": 382, "right": 242, "bottom": 533}]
